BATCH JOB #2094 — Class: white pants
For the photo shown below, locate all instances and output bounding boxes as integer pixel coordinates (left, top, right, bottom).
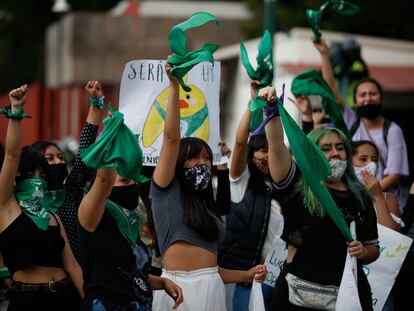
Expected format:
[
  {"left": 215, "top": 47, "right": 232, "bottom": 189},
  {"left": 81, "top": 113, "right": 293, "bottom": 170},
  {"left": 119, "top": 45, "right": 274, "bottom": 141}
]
[{"left": 152, "top": 266, "right": 227, "bottom": 311}]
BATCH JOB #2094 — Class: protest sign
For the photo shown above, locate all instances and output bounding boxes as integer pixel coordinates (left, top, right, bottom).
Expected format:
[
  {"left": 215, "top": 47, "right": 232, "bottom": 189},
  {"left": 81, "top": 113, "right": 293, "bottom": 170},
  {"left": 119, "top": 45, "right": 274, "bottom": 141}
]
[
  {"left": 119, "top": 60, "right": 223, "bottom": 165},
  {"left": 264, "top": 236, "right": 288, "bottom": 287},
  {"left": 365, "top": 224, "right": 412, "bottom": 310}
]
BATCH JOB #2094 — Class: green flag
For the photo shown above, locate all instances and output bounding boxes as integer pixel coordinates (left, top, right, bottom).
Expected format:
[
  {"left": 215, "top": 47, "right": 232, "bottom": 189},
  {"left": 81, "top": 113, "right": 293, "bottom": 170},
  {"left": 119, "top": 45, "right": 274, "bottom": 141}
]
[
  {"left": 168, "top": 12, "right": 220, "bottom": 92},
  {"left": 306, "top": 0, "right": 360, "bottom": 42},
  {"left": 80, "top": 105, "right": 147, "bottom": 183},
  {"left": 240, "top": 30, "right": 274, "bottom": 132},
  {"left": 291, "top": 68, "right": 350, "bottom": 139},
  {"left": 277, "top": 101, "right": 352, "bottom": 241}
]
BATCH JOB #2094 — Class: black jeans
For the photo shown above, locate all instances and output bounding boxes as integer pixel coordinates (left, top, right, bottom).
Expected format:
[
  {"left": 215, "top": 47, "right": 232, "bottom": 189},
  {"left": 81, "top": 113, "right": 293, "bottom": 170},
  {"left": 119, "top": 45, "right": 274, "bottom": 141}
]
[{"left": 7, "top": 283, "right": 80, "bottom": 311}]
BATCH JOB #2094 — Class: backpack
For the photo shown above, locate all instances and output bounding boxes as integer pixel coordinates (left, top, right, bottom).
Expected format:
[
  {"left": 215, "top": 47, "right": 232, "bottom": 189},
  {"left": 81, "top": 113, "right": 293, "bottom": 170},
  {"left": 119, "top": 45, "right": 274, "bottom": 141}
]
[{"left": 350, "top": 118, "right": 392, "bottom": 147}]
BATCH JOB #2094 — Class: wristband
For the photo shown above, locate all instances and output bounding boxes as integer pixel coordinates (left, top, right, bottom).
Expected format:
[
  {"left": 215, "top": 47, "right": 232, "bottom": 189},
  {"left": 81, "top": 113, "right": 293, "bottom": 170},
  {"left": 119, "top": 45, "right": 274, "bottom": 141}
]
[
  {"left": 89, "top": 96, "right": 105, "bottom": 109},
  {"left": 0, "top": 105, "right": 32, "bottom": 120},
  {"left": 0, "top": 266, "right": 11, "bottom": 279}
]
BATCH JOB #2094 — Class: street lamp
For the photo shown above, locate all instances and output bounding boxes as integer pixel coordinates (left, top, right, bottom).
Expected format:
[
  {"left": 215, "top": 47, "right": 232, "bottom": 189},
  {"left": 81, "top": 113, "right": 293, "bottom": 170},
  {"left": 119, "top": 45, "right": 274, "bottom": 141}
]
[
  {"left": 52, "top": 0, "right": 71, "bottom": 13},
  {"left": 264, "top": 0, "right": 276, "bottom": 36}
]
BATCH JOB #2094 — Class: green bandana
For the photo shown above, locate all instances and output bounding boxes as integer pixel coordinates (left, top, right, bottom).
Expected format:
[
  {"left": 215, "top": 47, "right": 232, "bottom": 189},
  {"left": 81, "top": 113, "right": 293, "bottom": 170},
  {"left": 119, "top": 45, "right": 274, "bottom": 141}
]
[
  {"left": 291, "top": 69, "right": 350, "bottom": 138},
  {"left": 153, "top": 99, "right": 209, "bottom": 137},
  {"left": 105, "top": 199, "right": 140, "bottom": 245},
  {"left": 80, "top": 105, "right": 147, "bottom": 183},
  {"left": 240, "top": 30, "right": 274, "bottom": 132},
  {"left": 277, "top": 101, "right": 352, "bottom": 241},
  {"left": 306, "top": 0, "right": 360, "bottom": 42},
  {"left": 0, "top": 105, "right": 32, "bottom": 120},
  {"left": 14, "top": 177, "right": 50, "bottom": 231},
  {"left": 43, "top": 188, "right": 68, "bottom": 213},
  {"left": 168, "top": 12, "right": 220, "bottom": 92}
]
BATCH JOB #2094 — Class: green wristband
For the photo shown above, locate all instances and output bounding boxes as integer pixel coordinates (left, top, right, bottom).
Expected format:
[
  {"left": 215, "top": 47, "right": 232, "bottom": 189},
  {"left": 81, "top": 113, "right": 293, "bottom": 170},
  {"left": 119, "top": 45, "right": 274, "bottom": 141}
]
[
  {"left": 0, "top": 266, "right": 11, "bottom": 279},
  {"left": 0, "top": 105, "right": 32, "bottom": 120},
  {"left": 89, "top": 96, "right": 105, "bottom": 109}
]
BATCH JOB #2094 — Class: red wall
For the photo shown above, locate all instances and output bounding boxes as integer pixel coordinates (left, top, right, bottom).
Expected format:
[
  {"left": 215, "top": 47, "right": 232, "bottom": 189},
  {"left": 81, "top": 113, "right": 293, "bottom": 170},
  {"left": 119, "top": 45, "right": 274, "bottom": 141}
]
[{"left": 0, "top": 83, "right": 118, "bottom": 148}]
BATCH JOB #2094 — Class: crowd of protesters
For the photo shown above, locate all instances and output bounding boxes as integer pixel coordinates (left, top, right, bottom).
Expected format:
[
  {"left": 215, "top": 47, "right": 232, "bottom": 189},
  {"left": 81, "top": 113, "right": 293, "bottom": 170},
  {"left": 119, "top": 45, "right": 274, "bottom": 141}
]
[{"left": 0, "top": 28, "right": 412, "bottom": 311}]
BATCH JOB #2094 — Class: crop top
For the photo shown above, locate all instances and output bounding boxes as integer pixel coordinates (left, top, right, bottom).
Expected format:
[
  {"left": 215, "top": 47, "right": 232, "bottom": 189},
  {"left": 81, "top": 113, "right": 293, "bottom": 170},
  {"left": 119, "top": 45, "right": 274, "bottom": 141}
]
[
  {"left": 0, "top": 212, "right": 65, "bottom": 276},
  {"left": 150, "top": 179, "right": 225, "bottom": 256}
]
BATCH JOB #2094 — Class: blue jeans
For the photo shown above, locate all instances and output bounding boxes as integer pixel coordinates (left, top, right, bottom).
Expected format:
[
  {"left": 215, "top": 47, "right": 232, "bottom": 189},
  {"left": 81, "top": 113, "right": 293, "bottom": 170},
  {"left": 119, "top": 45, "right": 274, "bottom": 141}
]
[
  {"left": 91, "top": 299, "right": 148, "bottom": 311},
  {"left": 232, "top": 283, "right": 274, "bottom": 311}
]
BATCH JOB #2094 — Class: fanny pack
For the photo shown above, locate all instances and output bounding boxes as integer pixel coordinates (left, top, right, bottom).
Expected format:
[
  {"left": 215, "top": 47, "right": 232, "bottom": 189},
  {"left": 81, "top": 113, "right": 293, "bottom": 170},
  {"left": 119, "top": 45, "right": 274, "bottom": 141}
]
[
  {"left": 285, "top": 273, "right": 338, "bottom": 310},
  {"left": 118, "top": 267, "right": 152, "bottom": 305}
]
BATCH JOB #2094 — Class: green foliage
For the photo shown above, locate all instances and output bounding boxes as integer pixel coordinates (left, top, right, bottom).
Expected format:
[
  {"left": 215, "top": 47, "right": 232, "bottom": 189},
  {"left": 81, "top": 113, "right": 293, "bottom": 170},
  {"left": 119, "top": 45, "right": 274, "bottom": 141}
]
[
  {"left": 0, "top": 0, "right": 119, "bottom": 93},
  {"left": 241, "top": 0, "right": 414, "bottom": 41},
  {"left": 0, "top": 0, "right": 412, "bottom": 94}
]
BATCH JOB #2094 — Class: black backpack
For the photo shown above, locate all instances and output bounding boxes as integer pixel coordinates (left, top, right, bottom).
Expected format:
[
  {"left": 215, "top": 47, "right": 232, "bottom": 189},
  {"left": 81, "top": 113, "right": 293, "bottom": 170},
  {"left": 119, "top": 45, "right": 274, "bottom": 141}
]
[{"left": 350, "top": 118, "right": 392, "bottom": 147}]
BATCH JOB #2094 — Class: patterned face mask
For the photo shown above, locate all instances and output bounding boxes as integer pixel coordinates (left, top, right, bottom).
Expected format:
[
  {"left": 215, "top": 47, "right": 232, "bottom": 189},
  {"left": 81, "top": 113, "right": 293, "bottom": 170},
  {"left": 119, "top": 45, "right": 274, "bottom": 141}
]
[
  {"left": 354, "top": 162, "right": 378, "bottom": 182},
  {"left": 183, "top": 164, "right": 211, "bottom": 191},
  {"left": 326, "top": 159, "right": 347, "bottom": 183}
]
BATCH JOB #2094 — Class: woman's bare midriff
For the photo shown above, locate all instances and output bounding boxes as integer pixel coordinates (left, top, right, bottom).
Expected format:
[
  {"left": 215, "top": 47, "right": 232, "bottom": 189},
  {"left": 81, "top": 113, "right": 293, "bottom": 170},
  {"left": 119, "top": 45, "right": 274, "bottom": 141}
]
[
  {"left": 163, "top": 241, "right": 217, "bottom": 271},
  {"left": 13, "top": 266, "right": 67, "bottom": 284}
]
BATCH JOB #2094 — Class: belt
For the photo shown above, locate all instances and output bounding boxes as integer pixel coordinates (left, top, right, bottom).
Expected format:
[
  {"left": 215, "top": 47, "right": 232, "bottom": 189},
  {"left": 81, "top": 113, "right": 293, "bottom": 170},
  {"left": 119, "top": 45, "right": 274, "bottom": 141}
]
[{"left": 13, "top": 278, "right": 71, "bottom": 293}]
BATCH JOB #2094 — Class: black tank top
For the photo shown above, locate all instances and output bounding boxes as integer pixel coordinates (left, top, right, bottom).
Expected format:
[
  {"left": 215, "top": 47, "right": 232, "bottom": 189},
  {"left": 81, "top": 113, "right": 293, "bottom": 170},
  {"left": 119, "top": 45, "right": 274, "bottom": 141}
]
[
  {"left": 0, "top": 212, "right": 65, "bottom": 276},
  {"left": 78, "top": 210, "right": 151, "bottom": 307}
]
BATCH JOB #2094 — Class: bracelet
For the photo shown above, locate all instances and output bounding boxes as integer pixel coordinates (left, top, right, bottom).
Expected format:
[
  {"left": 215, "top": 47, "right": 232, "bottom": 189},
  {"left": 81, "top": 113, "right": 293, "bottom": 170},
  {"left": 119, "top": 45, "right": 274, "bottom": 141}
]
[
  {"left": 302, "top": 111, "right": 312, "bottom": 116},
  {"left": 89, "top": 96, "right": 105, "bottom": 109},
  {"left": 0, "top": 266, "right": 11, "bottom": 279},
  {"left": 0, "top": 105, "right": 32, "bottom": 120}
]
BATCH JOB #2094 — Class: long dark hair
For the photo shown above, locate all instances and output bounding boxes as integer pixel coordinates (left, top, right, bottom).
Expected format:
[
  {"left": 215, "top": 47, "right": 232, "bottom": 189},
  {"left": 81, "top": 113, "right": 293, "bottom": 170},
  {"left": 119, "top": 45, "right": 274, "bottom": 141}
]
[
  {"left": 30, "top": 140, "right": 62, "bottom": 156},
  {"left": 247, "top": 133, "right": 268, "bottom": 194},
  {"left": 175, "top": 137, "right": 219, "bottom": 241},
  {"left": 351, "top": 140, "right": 379, "bottom": 158}
]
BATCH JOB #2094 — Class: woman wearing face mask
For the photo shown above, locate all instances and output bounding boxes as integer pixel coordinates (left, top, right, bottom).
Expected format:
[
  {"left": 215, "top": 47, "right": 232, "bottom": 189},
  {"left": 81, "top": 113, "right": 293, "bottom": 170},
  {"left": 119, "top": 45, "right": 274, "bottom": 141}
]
[
  {"left": 351, "top": 140, "right": 402, "bottom": 231},
  {"left": 258, "top": 86, "right": 379, "bottom": 310},
  {"left": 150, "top": 63, "right": 267, "bottom": 311},
  {"left": 29, "top": 81, "right": 104, "bottom": 262},
  {"left": 313, "top": 38, "right": 409, "bottom": 209},
  {"left": 78, "top": 170, "right": 183, "bottom": 311},
  {"left": 77, "top": 102, "right": 183, "bottom": 310},
  {"left": 0, "top": 85, "right": 83, "bottom": 310},
  {"left": 218, "top": 81, "right": 283, "bottom": 310}
]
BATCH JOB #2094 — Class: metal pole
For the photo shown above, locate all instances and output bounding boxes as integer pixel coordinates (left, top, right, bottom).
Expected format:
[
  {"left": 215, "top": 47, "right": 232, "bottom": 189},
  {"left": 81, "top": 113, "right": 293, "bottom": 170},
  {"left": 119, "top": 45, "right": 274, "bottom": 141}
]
[{"left": 264, "top": 0, "right": 276, "bottom": 36}]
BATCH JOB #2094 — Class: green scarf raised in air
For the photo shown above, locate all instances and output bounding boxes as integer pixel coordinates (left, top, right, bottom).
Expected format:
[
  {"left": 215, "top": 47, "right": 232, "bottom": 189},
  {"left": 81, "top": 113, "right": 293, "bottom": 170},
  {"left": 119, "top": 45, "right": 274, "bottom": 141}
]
[
  {"left": 240, "top": 30, "right": 274, "bottom": 132},
  {"left": 306, "top": 0, "right": 360, "bottom": 42},
  {"left": 105, "top": 200, "right": 140, "bottom": 245},
  {"left": 276, "top": 100, "right": 352, "bottom": 241},
  {"left": 168, "top": 12, "right": 220, "bottom": 92},
  {"left": 291, "top": 68, "right": 350, "bottom": 139},
  {"left": 14, "top": 177, "right": 50, "bottom": 231},
  {"left": 80, "top": 105, "right": 147, "bottom": 183}
]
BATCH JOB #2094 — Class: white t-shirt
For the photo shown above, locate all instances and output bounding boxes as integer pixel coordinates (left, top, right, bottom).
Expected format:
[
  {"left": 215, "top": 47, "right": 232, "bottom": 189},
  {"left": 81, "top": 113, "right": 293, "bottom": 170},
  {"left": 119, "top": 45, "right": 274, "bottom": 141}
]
[{"left": 230, "top": 168, "right": 284, "bottom": 259}]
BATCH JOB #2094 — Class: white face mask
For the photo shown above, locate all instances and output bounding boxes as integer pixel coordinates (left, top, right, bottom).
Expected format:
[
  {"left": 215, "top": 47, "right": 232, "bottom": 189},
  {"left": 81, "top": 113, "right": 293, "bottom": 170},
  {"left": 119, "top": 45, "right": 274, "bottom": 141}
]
[
  {"left": 326, "top": 159, "right": 347, "bottom": 183},
  {"left": 354, "top": 162, "right": 378, "bottom": 182}
]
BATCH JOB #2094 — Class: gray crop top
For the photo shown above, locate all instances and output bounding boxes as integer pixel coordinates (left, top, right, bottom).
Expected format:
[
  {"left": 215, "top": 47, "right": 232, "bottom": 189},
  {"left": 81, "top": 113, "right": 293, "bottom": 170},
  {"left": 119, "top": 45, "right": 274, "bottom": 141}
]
[{"left": 150, "top": 179, "right": 225, "bottom": 256}]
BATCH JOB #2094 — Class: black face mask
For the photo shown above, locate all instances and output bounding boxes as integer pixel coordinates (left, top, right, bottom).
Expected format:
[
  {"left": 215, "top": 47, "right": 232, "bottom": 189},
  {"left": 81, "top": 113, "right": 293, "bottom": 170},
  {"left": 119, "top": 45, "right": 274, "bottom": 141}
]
[
  {"left": 183, "top": 164, "right": 211, "bottom": 191},
  {"left": 108, "top": 184, "right": 140, "bottom": 211},
  {"left": 48, "top": 163, "right": 68, "bottom": 190},
  {"left": 356, "top": 104, "right": 382, "bottom": 120}
]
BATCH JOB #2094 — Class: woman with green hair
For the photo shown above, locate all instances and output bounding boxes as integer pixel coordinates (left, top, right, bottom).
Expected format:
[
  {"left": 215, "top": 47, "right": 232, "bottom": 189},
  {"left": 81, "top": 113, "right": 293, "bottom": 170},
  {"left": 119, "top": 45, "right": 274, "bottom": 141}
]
[{"left": 259, "top": 86, "right": 379, "bottom": 310}]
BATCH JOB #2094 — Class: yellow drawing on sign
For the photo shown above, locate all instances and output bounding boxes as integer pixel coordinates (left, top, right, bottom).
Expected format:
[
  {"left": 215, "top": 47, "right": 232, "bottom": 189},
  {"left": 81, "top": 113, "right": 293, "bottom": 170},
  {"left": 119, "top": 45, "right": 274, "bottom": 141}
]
[{"left": 142, "top": 76, "right": 210, "bottom": 147}]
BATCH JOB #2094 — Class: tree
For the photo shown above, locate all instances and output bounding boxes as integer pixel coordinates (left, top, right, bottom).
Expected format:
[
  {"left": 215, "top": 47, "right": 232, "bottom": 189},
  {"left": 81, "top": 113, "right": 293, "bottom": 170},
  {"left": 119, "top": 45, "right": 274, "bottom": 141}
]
[
  {"left": 241, "top": 0, "right": 414, "bottom": 42},
  {"left": 0, "top": 0, "right": 119, "bottom": 93}
]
